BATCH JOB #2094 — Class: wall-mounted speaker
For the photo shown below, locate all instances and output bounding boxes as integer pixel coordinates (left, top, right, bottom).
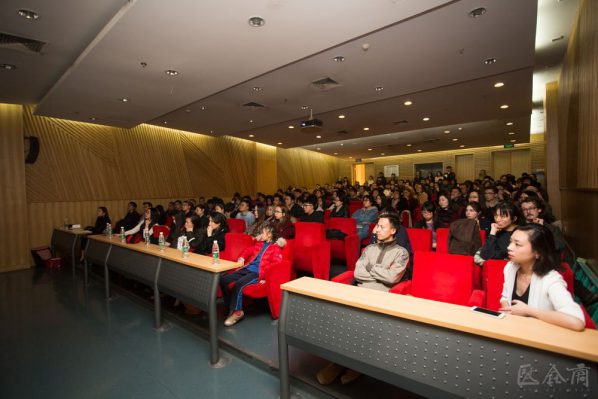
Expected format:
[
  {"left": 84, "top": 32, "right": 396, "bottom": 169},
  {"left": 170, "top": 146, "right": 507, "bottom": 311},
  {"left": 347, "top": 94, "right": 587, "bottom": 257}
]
[{"left": 25, "top": 136, "right": 40, "bottom": 164}]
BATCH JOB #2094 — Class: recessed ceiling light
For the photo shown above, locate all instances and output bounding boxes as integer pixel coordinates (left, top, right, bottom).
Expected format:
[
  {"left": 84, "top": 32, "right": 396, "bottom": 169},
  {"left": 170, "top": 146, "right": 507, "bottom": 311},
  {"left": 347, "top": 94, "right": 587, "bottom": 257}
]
[
  {"left": 417, "top": 149, "right": 422, "bottom": 152},
  {"left": 89, "top": 117, "right": 96, "bottom": 121},
  {"left": 163, "top": 121, "right": 168, "bottom": 125},
  {"left": 506, "top": 122, "right": 514, "bottom": 126},
  {"left": 334, "top": 152, "right": 338, "bottom": 155},
  {"left": 406, "top": 144, "right": 412, "bottom": 147},
  {"left": 510, "top": 139, "right": 516, "bottom": 143},
  {"left": 338, "top": 114, "right": 346, "bottom": 119},
  {"left": 508, "top": 132, "right": 515, "bottom": 135},
  {"left": 252, "top": 86, "right": 262, "bottom": 91},
  {"left": 288, "top": 125, "right": 294, "bottom": 129},
  {"left": 118, "top": 97, "right": 129, "bottom": 102},
  {"left": 200, "top": 106, "right": 207, "bottom": 110},
  {"left": 277, "top": 142, "right": 283, "bottom": 145},
  {"left": 301, "top": 105, "right": 309, "bottom": 110},
  {"left": 165, "top": 69, "right": 179, "bottom": 76},
  {"left": 185, "top": 109, "right": 191, "bottom": 113},
  {"left": 404, "top": 100, "right": 413, "bottom": 106},
  {"left": 317, "top": 147, "right": 321, "bottom": 151},
  {"left": 316, "top": 135, "right": 322, "bottom": 139},
  {"left": 210, "top": 130, "right": 214, "bottom": 133},
  {"left": 363, "top": 127, "right": 370, "bottom": 131},
  {"left": 368, "top": 148, "right": 372, "bottom": 151},
  {"left": 380, "top": 153, "right": 385, "bottom": 156},
  {"left": 468, "top": 7, "right": 486, "bottom": 18},
  {"left": 349, "top": 156, "right": 353, "bottom": 159},
  {"left": 500, "top": 104, "right": 509, "bottom": 109},
  {"left": 494, "top": 82, "right": 504, "bottom": 88},
  {"left": 459, "top": 145, "right": 465, "bottom": 148},
  {"left": 333, "top": 56, "right": 345, "bottom": 63},
  {"left": 0, "top": 64, "right": 16, "bottom": 70},
  {"left": 248, "top": 16, "right": 265, "bottom": 27},
  {"left": 248, "top": 134, "right": 255, "bottom": 138},
  {"left": 340, "top": 143, "right": 344, "bottom": 146},
  {"left": 484, "top": 57, "right": 497, "bottom": 65},
  {"left": 452, "top": 138, "right": 458, "bottom": 141},
  {"left": 422, "top": 117, "right": 430, "bottom": 121},
  {"left": 458, "top": 127, "right": 463, "bottom": 130},
  {"left": 444, "top": 130, "right": 450, "bottom": 134},
  {"left": 375, "top": 86, "right": 384, "bottom": 91},
  {"left": 17, "top": 9, "right": 39, "bottom": 20}
]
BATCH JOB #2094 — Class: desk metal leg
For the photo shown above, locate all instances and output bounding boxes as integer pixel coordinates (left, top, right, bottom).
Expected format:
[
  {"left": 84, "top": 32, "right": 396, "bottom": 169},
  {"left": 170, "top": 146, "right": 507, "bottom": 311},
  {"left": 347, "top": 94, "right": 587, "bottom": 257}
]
[
  {"left": 278, "top": 291, "right": 291, "bottom": 399},
  {"left": 208, "top": 273, "right": 230, "bottom": 368},
  {"left": 104, "top": 263, "right": 111, "bottom": 300},
  {"left": 153, "top": 259, "right": 162, "bottom": 330}
]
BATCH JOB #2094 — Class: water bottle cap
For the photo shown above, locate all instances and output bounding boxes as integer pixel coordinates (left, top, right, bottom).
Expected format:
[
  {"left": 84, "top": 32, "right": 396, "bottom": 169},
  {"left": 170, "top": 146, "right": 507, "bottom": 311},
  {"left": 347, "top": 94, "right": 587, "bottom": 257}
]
[{"left": 213, "top": 240, "right": 217, "bottom": 243}]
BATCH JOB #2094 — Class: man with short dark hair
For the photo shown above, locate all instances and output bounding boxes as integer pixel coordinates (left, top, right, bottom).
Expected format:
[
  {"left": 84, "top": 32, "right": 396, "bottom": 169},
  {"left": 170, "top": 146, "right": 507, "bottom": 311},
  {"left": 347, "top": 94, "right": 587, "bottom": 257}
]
[
  {"left": 300, "top": 196, "right": 324, "bottom": 223},
  {"left": 235, "top": 199, "right": 256, "bottom": 231}
]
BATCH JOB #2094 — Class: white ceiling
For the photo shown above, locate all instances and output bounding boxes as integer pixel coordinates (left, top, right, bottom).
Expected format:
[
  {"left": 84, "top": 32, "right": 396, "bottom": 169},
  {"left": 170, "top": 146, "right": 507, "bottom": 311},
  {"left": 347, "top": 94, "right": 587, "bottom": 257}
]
[{"left": 0, "top": 0, "right": 581, "bottom": 160}]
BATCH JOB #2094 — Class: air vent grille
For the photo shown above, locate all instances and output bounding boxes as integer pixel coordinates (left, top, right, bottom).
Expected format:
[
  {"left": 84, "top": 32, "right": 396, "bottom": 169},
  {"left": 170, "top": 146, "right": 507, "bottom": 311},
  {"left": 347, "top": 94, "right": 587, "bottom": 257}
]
[
  {"left": 392, "top": 120, "right": 409, "bottom": 125},
  {"left": 311, "top": 77, "right": 341, "bottom": 91},
  {"left": 0, "top": 32, "right": 46, "bottom": 54},
  {"left": 242, "top": 102, "right": 266, "bottom": 109}
]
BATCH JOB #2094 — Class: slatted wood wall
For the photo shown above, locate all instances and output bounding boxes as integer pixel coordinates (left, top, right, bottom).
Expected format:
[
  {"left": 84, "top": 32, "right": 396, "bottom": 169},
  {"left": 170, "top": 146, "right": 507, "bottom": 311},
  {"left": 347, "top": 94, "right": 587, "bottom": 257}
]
[
  {"left": 553, "top": 0, "right": 598, "bottom": 269},
  {"left": 0, "top": 105, "right": 351, "bottom": 265},
  {"left": 0, "top": 104, "right": 29, "bottom": 272}
]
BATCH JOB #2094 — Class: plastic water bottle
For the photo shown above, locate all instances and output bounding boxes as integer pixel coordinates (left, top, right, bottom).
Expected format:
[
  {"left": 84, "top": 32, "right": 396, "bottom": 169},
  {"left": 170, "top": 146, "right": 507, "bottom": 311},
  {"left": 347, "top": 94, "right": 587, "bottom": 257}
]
[
  {"left": 158, "top": 232, "right": 165, "bottom": 251},
  {"left": 106, "top": 223, "right": 112, "bottom": 238},
  {"left": 212, "top": 240, "right": 220, "bottom": 265},
  {"left": 182, "top": 236, "right": 190, "bottom": 257},
  {"left": 143, "top": 228, "right": 150, "bottom": 245},
  {"left": 119, "top": 226, "right": 125, "bottom": 242}
]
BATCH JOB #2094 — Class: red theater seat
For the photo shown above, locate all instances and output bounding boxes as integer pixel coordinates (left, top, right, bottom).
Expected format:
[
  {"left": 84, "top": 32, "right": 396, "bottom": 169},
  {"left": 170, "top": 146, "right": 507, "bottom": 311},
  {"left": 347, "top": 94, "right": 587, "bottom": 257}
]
[
  {"left": 220, "top": 233, "right": 254, "bottom": 262},
  {"left": 326, "top": 218, "right": 360, "bottom": 271},
  {"left": 391, "top": 251, "right": 484, "bottom": 307},
  {"left": 227, "top": 218, "right": 246, "bottom": 234},
  {"left": 406, "top": 228, "right": 433, "bottom": 252},
  {"left": 239, "top": 260, "right": 292, "bottom": 319},
  {"left": 292, "top": 222, "right": 331, "bottom": 280}
]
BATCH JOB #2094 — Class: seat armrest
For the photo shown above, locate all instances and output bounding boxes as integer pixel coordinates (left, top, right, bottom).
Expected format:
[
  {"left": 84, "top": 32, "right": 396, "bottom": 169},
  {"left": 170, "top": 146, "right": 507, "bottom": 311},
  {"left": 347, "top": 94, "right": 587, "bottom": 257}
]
[
  {"left": 343, "top": 234, "right": 361, "bottom": 271},
  {"left": 331, "top": 271, "right": 355, "bottom": 285},
  {"left": 390, "top": 280, "right": 412, "bottom": 295},
  {"left": 467, "top": 289, "right": 485, "bottom": 307},
  {"left": 311, "top": 241, "right": 331, "bottom": 280}
]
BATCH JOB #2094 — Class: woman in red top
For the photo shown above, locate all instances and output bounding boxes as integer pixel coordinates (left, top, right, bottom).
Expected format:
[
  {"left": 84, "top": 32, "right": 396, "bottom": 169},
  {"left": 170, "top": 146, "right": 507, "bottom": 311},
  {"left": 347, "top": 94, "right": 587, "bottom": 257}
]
[{"left": 220, "top": 225, "right": 284, "bottom": 326}]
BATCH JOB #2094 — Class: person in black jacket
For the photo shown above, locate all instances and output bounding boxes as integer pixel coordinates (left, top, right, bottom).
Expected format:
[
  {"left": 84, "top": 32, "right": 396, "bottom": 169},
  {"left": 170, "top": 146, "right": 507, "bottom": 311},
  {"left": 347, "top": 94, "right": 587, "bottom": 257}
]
[
  {"left": 80, "top": 206, "right": 111, "bottom": 261},
  {"left": 114, "top": 202, "right": 140, "bottom": 232},
  {"left": 329, "top": 194, "right": 349, "bottom": 218},
  {"left": 183, "top": 215, "right": 205, "bottom": 252},
  {"left": 196, "top": 212, "right": 228, "bottom": 255},
  {"left": 300, "top": 195, "right": 324, "bottom": 223},
  {"left": 478, "top": 201, "right": 522, "bottom": 263}
]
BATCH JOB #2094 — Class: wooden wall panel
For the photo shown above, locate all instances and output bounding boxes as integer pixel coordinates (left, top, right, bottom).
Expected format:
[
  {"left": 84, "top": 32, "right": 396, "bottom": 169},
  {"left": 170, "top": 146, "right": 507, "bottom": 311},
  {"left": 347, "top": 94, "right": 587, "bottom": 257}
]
[
  {"left": 256, "top": 143, "right": 277, "bottom": 195},
  {"left": 455, "top": 154, "right": 474, "bottom": 181},
  {"left": 530, "top": 133, "right": 545, "bottom": 174},
  {"left": 0, "top": 104, "right": 29, "bottom": 271},
  {"left": 276, "top": 147, "right": 346, "bottom": 190},
  {"left": 510, "top": 150, "right": 531, "bottom": 178},
  {"left": 492, "top": 151, "right": 511, "bottom": 179}
]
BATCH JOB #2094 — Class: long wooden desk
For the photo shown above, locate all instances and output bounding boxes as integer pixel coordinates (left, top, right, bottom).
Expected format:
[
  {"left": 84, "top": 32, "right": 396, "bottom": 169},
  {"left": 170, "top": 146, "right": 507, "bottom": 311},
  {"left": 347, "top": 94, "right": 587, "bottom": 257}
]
[
  {"left": 85, "top": 234, "right": 239, "bottom": 366},
  {"left": 51, "top": 228, "right": 91, "bottom": 278},
  {"left": 278, "top": 277, "right": 598, "bottom": 399}
]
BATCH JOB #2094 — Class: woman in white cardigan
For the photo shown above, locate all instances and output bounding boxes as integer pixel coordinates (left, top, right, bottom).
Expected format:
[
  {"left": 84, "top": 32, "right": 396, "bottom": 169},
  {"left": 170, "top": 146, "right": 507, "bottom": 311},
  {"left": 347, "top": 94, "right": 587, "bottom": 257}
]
[{"left": 499, "top": 224, "right": 585, "bottom": 331}]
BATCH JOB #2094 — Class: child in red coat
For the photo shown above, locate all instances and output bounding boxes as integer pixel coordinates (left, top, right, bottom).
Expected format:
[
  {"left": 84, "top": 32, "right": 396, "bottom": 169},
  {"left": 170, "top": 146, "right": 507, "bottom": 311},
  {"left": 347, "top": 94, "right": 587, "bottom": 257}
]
[{"left": 220, "top": 225, "right": 284, "bottom": 326}]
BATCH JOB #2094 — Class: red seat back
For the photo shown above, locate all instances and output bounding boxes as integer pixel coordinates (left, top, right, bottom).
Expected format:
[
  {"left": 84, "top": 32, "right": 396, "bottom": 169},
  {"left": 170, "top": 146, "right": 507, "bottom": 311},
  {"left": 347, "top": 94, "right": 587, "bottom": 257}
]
[
  {"left": 411, "top": 251, "right": 475, "bottom": 306},
  {"left": 436, "top": 228, "right": 449, "bottom": 253},
  {"left": 406, "top": 228, "right": 433, "bottom": 252},
  {"left": 412, "top": 207, "right": 422, "bottom": 224},
  {"left": 559, "top": 262, "right": 574, "bottom": 295},
  {"left": 400, "top": 210, "right": 412, "bottom": 228},
  {"left": 480, "top": 229, "right": 486, "bottom": 246},
  {"left": 324, "top": 209, "right": 331, "bottom": 221},
  {"left": 482, "top": 259, "right": 509, "bottom": 310},
  {"left": 220, "top": 232, "right": 254, "bottom": 261},
  {"left": 326, "top": 218, "right": 357, "bottom": 235},
  {"left": 152, "top": 225, "right": 170, "bottom": 238},
  {"left": 294, "top": 222, "right": 326, "bottom": 247},
  {"left": 227, "top": 218, "right": 246, "bottom": 234},
  {"left": 348, "top": 201, "right": 361, "bottom": 216}
]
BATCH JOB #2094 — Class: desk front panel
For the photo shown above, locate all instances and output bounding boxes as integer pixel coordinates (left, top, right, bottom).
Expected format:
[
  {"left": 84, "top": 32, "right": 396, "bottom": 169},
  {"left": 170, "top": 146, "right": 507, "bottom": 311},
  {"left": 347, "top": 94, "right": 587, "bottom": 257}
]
[
  {"left": 283, "top": 293, "right": 597, "bottom": 399},
  {"left": 106, "top": 245, "right": 159, "bottom": 286},
  {"left": 86, "top": 238, "right": 111, "bottom": 266},
  {"left": 157, "top": 259, "right": 215, "bottom": 309}
]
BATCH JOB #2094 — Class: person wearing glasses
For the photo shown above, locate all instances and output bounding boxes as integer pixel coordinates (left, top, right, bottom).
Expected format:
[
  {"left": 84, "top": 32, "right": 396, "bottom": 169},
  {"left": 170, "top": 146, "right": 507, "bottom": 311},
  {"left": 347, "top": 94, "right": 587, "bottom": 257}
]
[
  {"left": 300, "top": 195, "right": 324, "bottom": 223},
  {"left": 352, "top": 195, "right": 379, "bottom": 241},
  {"left": 520, "top": 198, "right": 565, "bottom": 254},
  {"left": 329, "top": 192, "right": 349, "bottom": 218},
  {"left": 272, "top": 205, "right": 295, "bottom": 239}
]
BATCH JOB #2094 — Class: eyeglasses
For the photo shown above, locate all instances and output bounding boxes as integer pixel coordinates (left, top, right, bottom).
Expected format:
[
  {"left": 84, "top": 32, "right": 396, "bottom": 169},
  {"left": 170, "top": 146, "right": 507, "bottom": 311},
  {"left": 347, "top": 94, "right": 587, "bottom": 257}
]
[
  {"left": 302, "top": 204, "right": 313, "bottom": 207},
  {"left": 521, "top": 206, "right": 537, "bottom": 213},
  {"left": 274, "top": 210, "right": 283, "bottom": 214}
]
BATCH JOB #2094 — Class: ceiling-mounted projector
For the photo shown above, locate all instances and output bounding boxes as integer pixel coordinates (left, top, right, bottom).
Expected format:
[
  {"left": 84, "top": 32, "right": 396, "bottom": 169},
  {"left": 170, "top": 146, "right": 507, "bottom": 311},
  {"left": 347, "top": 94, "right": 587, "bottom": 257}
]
[{"left": 300, "top": 109, "right": 323, "bottom": 132}]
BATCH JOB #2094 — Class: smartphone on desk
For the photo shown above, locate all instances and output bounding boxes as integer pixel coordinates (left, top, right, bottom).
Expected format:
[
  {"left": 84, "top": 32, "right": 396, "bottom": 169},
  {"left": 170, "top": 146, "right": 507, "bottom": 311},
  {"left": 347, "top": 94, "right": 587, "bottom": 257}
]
[{"left": 470, "top": 306, "right": 505, "bottom": 319}]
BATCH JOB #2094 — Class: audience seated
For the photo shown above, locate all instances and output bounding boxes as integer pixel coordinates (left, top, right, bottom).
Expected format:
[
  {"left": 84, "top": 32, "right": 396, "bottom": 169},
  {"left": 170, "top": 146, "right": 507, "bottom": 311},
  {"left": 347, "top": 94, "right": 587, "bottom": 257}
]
[
  {"left": 351, "top": 195, "right": 378, "bottom": 241},
  {"left": 235, "top": 199, "right": 256, "bottom": 233},
  {"left": 114, "top": 201, "right": 140, "bottom": 232},
  {"left": 300, "top": 195, "right": 324, "bottom": 223},
  {"left": 477, "top": 202, "right": 522, "bottom": 264},
  {"left": 272, "top": 206, "right": 295, "bottom": 239}
]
